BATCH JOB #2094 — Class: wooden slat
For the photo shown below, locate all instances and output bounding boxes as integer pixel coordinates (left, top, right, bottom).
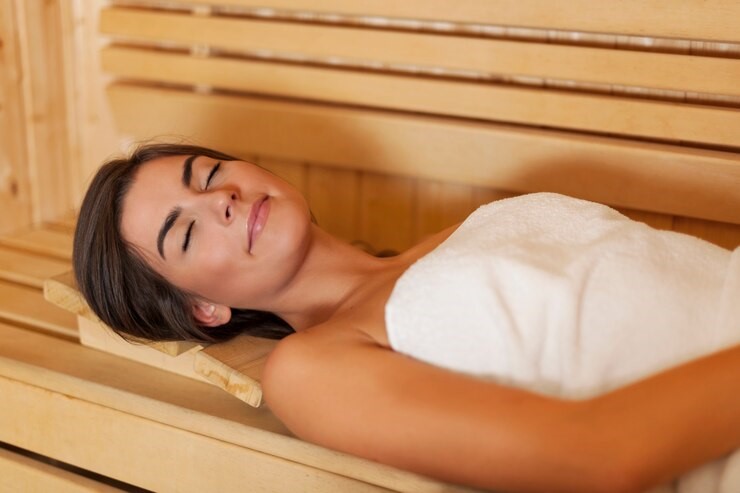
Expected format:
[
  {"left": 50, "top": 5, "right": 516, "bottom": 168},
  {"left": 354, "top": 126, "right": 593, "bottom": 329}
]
[
  {"left": 107, "top": 84, "right": 740, "bottom": 225},
  {"left": 307, "top": 165, "right": 360, "bottom": 243},
  {"left": 194, "top": 333, "right": 278, "bottom": 408},
  {"left": 0, "top": 323, "right": 471, "bottom": 493},
  {"left": 0, "top": 447, "right": 123, "bottom": 493},
  {"left": 258, "top": 156, "right": 308, "bottom": 196},
  {"left": 615, "top": 208, "right": 674, "bottom": 231},
  {"left": 0, "top": 280, "right": 77, "bottom": 338},
  {"left": 0, "top": 227, "right": 72, "bottom": 260},
  {"left": 148, "top": 0, "right": 740, "bottom": 43},
  {"left": 101, "top": 47, "right": 740, "bottom": 149},
  {"left": 360, "top": 173, "right": 415, "bottom": 252},
  {"left": 672, "top": 216, "right": 740, "bottom": 250},
  {"left": 0, "top": 0, "right": 33, "bottom": 236},
  {"left": 42, "top": 271, "right": 91, "bottom": 318},
  {"left": 415, "top": 181, "right": 473, "bottom": 242},
  {"left": 471, "top": 188, "right": 519, "bottom": 209},
  {"left": 44, "top": 271, "right": 200, "bottom": 356},
  {"left": 78, "top": 316, "right": 208, "bottom": 383},
  {"left": 14, "top": 0, "right": 75, "bottom": 225},
  {"left": 0, "top": 245, "right": 70, "bottom": 289},
  {"left": 100, "top": 8, "right": 740, "bottom": 97},
  {"left": 0, "top": 375, "right": 394, "bottom": 493}
]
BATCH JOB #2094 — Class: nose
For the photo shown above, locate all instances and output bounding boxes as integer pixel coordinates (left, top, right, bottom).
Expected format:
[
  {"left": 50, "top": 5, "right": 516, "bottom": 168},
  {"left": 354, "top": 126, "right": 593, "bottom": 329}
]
[{"left": 208, "top": 189, "right": 238, "bottom": 225}]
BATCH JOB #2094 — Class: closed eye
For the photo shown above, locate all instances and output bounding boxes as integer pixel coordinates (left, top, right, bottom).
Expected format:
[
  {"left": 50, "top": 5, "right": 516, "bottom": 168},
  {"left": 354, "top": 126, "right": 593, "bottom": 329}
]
[
  {"left": 183, "top": 220, "right": 195, "bottom": 252},
  {"left": 205, "top": 162, "right": 221, "bottom": 189}
]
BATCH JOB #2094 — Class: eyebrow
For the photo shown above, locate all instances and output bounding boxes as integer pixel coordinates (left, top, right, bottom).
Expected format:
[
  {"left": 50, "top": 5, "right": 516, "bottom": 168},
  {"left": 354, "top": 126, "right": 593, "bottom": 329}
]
[
  {"left": 157, "top": 207, "right": 182, "bottom": 259},
  {"left": 181, "top": 154, "right": 198, "bottom": 188},
  {"left": 157, "top": 155, "right": 199, "bottom": 259}
]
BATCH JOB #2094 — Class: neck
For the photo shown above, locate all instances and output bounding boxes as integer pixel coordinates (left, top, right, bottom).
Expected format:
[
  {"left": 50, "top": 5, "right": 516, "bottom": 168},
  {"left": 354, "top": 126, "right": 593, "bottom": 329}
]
[{"left": 263, "top": 225, "right": 407, "bottom": 332}]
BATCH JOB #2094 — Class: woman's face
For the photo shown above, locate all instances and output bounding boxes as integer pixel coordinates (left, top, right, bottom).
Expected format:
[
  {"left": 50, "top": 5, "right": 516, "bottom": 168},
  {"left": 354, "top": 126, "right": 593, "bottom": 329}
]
[{"left": 120, "top": 154, "right": 312, "bottom": 311}]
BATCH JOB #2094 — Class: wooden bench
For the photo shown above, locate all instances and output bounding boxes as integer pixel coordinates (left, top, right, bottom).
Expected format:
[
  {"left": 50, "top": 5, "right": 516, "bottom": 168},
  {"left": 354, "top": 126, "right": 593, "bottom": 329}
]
[
  {"left": 1, "top": 0, "right": 739, "bottom": 490},
  {"left": 1, "top": 223, "right": 471, "bottom": 492}
]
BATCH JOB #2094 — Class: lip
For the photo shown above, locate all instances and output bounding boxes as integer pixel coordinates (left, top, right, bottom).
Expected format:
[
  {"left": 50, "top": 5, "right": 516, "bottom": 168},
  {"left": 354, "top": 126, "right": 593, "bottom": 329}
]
[{"left": 247, "top": 195, "right": 270, "bottom": 253}]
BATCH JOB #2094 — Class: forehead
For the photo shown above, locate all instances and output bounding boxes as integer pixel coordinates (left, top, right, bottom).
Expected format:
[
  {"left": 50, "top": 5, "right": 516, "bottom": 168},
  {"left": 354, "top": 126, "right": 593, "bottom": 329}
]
[{"left": 119, "top": 154, "right": 190, "bottom": 261}]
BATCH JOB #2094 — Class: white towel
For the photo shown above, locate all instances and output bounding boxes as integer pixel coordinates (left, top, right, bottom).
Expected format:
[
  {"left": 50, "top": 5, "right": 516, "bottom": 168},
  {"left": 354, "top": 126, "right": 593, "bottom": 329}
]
[{"left": 385, "top": 192, "right": 740, "bottom": 492}]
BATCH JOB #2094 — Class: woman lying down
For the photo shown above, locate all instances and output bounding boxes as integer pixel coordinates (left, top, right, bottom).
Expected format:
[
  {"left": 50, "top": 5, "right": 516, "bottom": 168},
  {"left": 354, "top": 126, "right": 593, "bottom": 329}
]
[{"left": 73, "top": 143, "right": 740, "bottom": 493}]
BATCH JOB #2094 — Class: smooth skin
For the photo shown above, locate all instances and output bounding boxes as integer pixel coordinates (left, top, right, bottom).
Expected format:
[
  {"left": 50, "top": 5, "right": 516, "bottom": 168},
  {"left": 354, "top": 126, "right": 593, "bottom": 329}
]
[{"left": 122, "top": 154, "right": 740, "bottom": 493}]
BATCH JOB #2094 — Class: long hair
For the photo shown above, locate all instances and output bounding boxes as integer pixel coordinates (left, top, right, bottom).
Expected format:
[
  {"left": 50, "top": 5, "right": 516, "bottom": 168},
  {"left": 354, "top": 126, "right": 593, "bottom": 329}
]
[{"left": 73, "top": 143, "right": 295, "bottom": 344}]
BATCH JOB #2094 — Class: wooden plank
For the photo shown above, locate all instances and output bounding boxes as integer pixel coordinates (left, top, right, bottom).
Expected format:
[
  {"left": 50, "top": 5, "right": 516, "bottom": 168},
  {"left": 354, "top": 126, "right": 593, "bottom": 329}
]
[
  {"left": 360, "top": 172, "right": 416, "bottom": 252},
  {"left": 101, "top": 47, "right": 740, "bottom": 148},
  {"left": 0, "top": 375, "right": 395, "bottom": 493},
  {"left": 194, "top": 333, "right": 278, "bottom": 408},
  {"left": 0, "top": 245, "right": 70, "bottom": 289},
  {"left": 258, "top": 156, "right": 308, "bottom": 196},
  {"left": 0, "top": 0, "right": 33, "bottom": 236},
  {"left": 43, "top": 210, "right": 77, "bottom": 234},
  {"left": 148, "top": 0, "right": 740, "bottom": 43},
  {"left": 306, "top": 165, "right": 360, "bottom": 243},
  {"left": 615, "top": 208, "right": 674, "bottom": 231},
  {"left": 43, "top": 271, "right": 200, "bottom": 356},
  {"left": 0, "top": 447, "right": 123, "bottom": 493},
  {"left": 65, "top": 0, "right": 121, "bottom": 211},
  {"left": 42, "top": 271, "right": 90, "bottom": 318},
  {"left": 0, "top": 323, "right": 468, "bottom": 493},
  {"left": 14, "top": 0, "right": 75, "bottom": 225},
  {"left": 471, "top": 188, "right": 519, "bottom": 209},
  {"left": 107, "top": 84, "right": 740, "bottom": 225},
  {"left": 78, "top": 316, "right": 207, "bottom": 384},
  {"left": 0, "top": 227, "right": 72, "bottom": 260},
  {"left": 672, "top": 216, "right": 740, "bottom": 250},
  {"left": 415, "top": 180, "right": 473, "bottom": 243},
  {"left": 100, "top": 9, "right": 740, "bottom": 97},
  {"left": 0, "top": 280, "right": 77, "bottom": 338}
]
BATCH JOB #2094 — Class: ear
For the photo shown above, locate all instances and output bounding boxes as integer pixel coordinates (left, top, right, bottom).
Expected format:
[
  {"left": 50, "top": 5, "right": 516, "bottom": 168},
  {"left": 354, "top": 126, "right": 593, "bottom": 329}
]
[{"left": 192, "top": 300, "right": 232, "bottom": 327}]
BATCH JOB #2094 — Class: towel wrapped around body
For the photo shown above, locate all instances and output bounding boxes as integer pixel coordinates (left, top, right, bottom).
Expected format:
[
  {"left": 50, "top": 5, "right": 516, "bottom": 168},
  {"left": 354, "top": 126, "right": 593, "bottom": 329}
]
[{"left": 385, "top": 192, "right": 740, "bottom": 493}]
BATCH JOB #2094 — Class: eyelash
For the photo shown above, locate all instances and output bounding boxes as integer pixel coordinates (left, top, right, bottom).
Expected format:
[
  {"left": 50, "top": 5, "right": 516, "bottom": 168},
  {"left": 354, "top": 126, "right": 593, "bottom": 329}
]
[
  {"left": 205, "top": 162, "right": 221, "bottom": 190},
  {"left": 183, "top": 221, "right": 194, "bottom": 252},
  {"left": 184, "top": 162, "right": 221, "bottom": 252}
]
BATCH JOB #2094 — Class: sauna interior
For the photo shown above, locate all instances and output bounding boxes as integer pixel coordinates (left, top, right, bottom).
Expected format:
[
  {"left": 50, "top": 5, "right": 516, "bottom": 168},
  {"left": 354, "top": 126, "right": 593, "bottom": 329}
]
[{"left": 0, "top": 1, "right": 739, "bottom": 491}]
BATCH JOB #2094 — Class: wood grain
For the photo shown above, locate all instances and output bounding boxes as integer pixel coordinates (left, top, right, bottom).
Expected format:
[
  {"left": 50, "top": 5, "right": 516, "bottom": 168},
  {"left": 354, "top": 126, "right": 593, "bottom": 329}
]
[{"left": 107, "top": 84, "right": 740, "bottom": 226}]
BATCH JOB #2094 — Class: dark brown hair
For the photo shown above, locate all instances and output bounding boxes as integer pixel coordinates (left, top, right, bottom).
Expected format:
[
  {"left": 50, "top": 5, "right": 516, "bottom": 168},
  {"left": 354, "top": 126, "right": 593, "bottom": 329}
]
[{"left": 73, "top": 143, "right": 295, "bottom": 344}]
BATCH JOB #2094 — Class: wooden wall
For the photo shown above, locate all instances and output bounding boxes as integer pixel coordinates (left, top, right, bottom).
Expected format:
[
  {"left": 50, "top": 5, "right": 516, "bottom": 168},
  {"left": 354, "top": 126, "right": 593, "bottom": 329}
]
[{"left": 1, "top": 0, "right": 739, "bottom": 252}]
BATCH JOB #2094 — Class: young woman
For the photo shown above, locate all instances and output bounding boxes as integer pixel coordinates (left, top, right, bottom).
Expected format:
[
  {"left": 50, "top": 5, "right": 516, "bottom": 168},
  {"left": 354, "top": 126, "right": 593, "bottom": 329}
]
[{"left": 74, "top": 143, "right": 740, "bottom": 493}]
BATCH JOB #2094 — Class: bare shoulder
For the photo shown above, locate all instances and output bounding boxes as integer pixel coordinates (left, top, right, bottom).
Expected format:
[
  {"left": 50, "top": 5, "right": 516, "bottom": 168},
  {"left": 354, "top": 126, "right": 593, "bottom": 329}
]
[
  {"left": 260, "top": 324, "right": 390, "bottom": 442},
  {"left": 261, "top": 322, "right": 376, "bottom": 402}
]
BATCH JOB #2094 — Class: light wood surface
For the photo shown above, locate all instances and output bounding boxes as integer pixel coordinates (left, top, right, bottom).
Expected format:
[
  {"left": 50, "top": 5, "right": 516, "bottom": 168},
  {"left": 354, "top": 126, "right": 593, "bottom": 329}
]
[
  {"left": 194, "top": 333, "right": 277, "bottom": 408},
  {"left": 128, "top": 0, "right": 740, "bottom": 42},
  {"left": 0, "top": 246, "right": 70, "bottom": 289},
  {"left": 0, "top": 280, "right": 77, "bottom": 338},
  {"left": 102, "top": 46, "right": 740, "bottom": 148},
  {"left": 77, "top": 316, "right": 207, "bottom": 384},
  {"left": 0, "top": 323, "right": 478, "bottom": 493},
  {"left": 108, "top": 84, "right": 740, "bottom": 226},
  {"left": 0, "top": 227, "right": 73, "bottom": 260},
  {"left": 42, "top": 271, "right": 90, "bottom": 319},
  {"left": 100, "top": 8, "right": 740, "bottom": 96},
  {"left": 0, "top": 0, "right": 33, "bottom": 236},
  {"left": 44, "top": 270, "right": 268, "bottom": 405},
  {"left": 0, "top": 447, "right": 123, "bottom": 493}
]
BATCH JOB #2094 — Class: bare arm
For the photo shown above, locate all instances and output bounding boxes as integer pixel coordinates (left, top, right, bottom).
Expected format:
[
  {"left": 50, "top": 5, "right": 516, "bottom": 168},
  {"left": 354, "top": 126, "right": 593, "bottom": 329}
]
[{"left": 262, "top": 331, "right": 740, "bottom": 493}]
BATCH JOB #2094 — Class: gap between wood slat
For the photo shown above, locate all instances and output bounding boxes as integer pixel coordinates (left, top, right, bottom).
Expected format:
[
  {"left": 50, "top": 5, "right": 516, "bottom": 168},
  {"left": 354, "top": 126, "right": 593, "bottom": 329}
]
[{"left": 100, "top": 8, "right": 740, "bottom": 98}]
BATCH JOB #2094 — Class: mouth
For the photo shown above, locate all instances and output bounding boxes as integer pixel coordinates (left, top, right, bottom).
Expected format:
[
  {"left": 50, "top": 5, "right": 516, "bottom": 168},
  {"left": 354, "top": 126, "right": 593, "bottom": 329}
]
[{"left": 247, "top": 195, "right": 270, "bottom": 253}]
